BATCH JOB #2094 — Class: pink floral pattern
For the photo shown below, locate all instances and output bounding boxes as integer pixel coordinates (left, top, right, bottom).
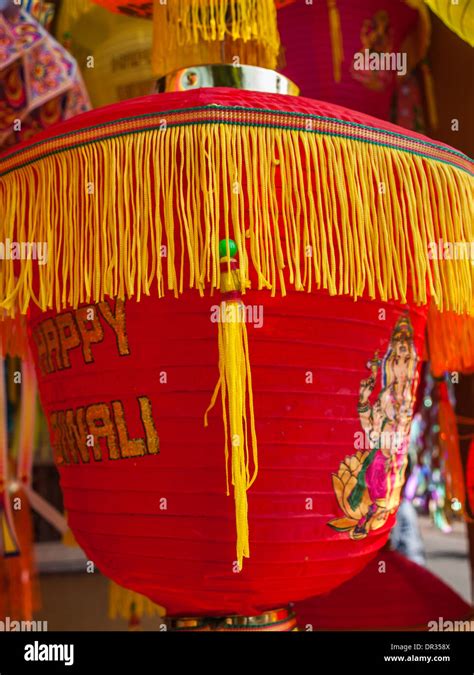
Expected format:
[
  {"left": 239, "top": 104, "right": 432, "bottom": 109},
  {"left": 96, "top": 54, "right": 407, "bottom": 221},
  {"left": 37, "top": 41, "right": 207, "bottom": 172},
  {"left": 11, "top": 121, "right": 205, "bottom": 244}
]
[{"left": 0, "top": 9, "right": 90, "bottom": 148}]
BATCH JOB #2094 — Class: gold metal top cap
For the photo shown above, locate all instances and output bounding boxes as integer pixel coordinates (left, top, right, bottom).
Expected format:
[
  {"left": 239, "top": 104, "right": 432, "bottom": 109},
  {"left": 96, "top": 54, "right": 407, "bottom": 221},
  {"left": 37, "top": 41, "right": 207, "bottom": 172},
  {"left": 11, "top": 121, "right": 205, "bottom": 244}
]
[{"left": 155, "top": 64, "right": 300, "bottom": 96}]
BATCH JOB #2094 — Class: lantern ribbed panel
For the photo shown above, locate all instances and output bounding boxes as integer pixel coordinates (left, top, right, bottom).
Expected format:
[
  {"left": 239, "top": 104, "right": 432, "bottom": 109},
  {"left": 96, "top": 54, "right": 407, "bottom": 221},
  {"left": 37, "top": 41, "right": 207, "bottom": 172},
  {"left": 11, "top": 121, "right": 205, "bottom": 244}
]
[{"left": 29, "top": 292, "right": 427, "bottom": 615}]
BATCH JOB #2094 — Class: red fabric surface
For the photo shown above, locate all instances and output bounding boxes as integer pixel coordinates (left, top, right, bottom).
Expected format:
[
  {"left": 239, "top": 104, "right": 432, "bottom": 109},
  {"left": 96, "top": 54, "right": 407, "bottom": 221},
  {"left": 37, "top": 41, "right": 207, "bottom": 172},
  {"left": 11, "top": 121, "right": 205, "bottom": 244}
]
[
  {"left": 28, "top": 290, "right": 427, "bottom": 615},
  {"left": 295, "top": 549, "right": 471, "bottom": 630},
  {"left": 91, "top": 1, "right": 154, "bottom": 18}
]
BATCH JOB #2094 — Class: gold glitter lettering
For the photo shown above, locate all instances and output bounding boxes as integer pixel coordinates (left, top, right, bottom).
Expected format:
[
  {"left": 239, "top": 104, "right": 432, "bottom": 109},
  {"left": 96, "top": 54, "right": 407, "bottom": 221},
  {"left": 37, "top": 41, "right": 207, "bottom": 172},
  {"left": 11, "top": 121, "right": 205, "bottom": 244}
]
[
  {"left": 32, "top": 324, "right": 51, "bottom": 375},
  {"left": 112, "top": 400, "right": 146, "bottom": 458},
  {"left": 86, "top": 403, "right": 119, "bottom": 460},
  {"left": 75, "top": 307, "right": 105, "bottom": 363},
  {"left": 138, "top": 396, "right": 160, "bottom": 455},
  {"left": 98, "top": 299, "right": 130, "bottom": 356},
  {"left": 65, "top": 408, "right": 90, "bottom": 463},
  {"left": 42, "top": 318, "right": 63, "bottom": 372},
  {"left": 56, "top": 312, "right": 82, "bottom": 368},
  {"left": 49, "top": 411, "right": 66, "bottom": 465}
]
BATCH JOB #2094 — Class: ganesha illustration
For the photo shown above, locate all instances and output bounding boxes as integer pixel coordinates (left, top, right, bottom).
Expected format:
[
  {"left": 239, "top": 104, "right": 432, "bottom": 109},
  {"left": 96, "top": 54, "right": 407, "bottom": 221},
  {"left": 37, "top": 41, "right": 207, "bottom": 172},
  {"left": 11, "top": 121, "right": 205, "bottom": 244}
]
[
  {"left": 351, "top": 9, "right": 394, "bottom": 91},
  {"left": 328, "top": 315, "right": 418, "bottom": 540}
]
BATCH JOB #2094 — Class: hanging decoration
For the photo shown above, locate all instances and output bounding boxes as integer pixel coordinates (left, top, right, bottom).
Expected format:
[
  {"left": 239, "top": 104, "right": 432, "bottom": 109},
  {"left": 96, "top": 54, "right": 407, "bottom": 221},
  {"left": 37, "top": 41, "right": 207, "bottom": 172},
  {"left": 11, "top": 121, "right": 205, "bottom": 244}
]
[
  {"left": 406, "top": 370, "right": 468, "bottom": 529},
  {"left": 0, "top": 0, "right": 472, "bottom": 622},
  {"left": 91, "top": 0, "right": 284, "bottom": 75},
  {"left": 55, "top": 0, "right": 155, "bottom": 108},
  {"left": 0, "top": 5, "right": 90, "bottom": 149},
  {"left": 108, "top": 581, "right": 165, "bottom": 630},
  {"left": 0, "top": 88, "right": 471, "bottom": 617},
  {"left": 425, "top": 0, "right": 474, "bottom": 46},
  {"left": 427, "top": 304, "right": 474, "bottom": 378}
]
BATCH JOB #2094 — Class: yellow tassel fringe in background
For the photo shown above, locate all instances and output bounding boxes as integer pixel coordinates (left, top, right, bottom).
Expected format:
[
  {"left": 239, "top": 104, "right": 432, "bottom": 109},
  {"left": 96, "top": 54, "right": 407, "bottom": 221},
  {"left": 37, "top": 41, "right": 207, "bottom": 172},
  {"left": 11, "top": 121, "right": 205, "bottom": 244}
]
[
  {"left": 108, "top": 581, "right": 165, "bottom": 622},
  {"left": 425, "top": 0, "right": 474, "bottom": 47},
  {"left": 152, "top": 0, "right": 281, "bottom": 75}
]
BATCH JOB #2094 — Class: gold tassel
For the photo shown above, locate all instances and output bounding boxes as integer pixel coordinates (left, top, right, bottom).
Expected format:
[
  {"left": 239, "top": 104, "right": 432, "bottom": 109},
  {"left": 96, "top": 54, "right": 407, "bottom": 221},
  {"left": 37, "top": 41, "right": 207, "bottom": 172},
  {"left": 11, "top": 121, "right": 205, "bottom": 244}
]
[
  {"left": 327, "top": 0, "right": 344, "bottom": 82},
  {"left": 421, "top": 60, "right": 438, "bottom": 131},
  {"left": 152, "top": 0, "right": 281, "bottom": 76},
  {"left": 108, "top": 581, "right": 166, "bottom": 621},
  {"left": 205, "top": 239, "right": 258, "bottom": 570}
]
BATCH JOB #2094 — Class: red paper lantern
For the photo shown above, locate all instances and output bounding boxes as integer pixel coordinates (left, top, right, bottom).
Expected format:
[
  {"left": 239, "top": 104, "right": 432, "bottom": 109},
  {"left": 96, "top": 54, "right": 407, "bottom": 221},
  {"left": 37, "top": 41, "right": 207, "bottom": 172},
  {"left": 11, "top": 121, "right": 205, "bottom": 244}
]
[
  {"left": 295, "top": 549, "right": 472, "bottom": 630},
  {"left": 1, "top": 88, "right": 472, "bottom": 619},
  {"left": 27, "top": 291, "right": 426, "bottom": 616}
]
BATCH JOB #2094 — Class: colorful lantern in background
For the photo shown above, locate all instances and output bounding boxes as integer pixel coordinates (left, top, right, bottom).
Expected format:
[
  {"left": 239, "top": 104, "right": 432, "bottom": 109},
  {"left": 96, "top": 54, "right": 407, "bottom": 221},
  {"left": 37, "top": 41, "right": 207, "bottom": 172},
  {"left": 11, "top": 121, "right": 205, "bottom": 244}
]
[
  {"left": 437, "top": 380, "right": 467, "bottom": 517},
  {"left": 427, "top": 305, "right": 474, "bottom": 378},
  {"left": 406, "top": 371, "right": 468, "bottom": 530},
  {"left": 21, "top": 0, "right": 56, "bottom": 32},
  {"left": 55, "top": 1, "right": 155, "bottom": 108},
  {"left": 0, "top": 0, "right": 472, "bottom": 628},
  {"left": 278, "top": 0, "right": 436, "bottom": 130},
  {"left": 0, "top": 4, "right": 90, "bottom": 149},
  {"left": 425, "top": 0, "right": 474, "bottom": 46},
  {"left": 91, "top": 0, "right": 283, "bottom": 73},
  {"left": 108, "top": 581, "right": 165, "bottom": 630},
  {"left": 295, "top": 549, "right": 472, "bottom": 630},
  {"left": 151, "top": 0, "right": 281, "bottom": 75}
]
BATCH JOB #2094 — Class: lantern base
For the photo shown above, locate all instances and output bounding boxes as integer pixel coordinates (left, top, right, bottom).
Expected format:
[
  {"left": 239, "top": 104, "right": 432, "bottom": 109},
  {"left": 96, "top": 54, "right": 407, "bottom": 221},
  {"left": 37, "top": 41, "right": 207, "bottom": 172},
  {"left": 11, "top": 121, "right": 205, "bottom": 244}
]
[{"left": 166, "top": 607, "right": 297, "bottom": 632}]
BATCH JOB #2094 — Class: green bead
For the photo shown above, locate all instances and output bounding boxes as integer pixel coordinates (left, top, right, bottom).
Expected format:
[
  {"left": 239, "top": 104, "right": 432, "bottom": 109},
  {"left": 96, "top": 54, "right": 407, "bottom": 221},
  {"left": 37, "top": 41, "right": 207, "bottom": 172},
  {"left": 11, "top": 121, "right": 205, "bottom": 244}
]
[{"left": 219, "top": 238, "right": 237, "bottom": 258}]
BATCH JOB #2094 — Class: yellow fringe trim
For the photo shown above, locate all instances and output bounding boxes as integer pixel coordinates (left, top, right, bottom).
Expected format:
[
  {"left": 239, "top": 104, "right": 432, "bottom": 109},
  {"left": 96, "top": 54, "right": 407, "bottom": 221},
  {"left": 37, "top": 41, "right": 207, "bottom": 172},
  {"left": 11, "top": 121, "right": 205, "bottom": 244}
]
[
  {"left": 108, "top": 581, "right": 166, "bottom": 620},
  {"left": 427, "top": 304, "right": 474, "bottom": 377},
  {"left": 0, "top": 125, "right": 472, "bottom": 338},
  {"left": 152, "top": 0, "right": 281, "bottom": 75}
]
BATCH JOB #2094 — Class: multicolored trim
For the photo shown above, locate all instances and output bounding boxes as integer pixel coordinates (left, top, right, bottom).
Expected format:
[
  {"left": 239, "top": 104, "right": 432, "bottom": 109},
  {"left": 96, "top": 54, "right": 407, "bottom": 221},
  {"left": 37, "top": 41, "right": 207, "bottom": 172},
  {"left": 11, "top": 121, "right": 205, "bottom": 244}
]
[{"left": 1, "top": 104, "right": 472, "bottom": 177}]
